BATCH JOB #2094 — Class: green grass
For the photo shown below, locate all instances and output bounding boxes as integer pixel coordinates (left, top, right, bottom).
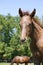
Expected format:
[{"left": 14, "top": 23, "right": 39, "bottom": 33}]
[{"left": 0, "top": 63, "right": 34, "bottom": 65}]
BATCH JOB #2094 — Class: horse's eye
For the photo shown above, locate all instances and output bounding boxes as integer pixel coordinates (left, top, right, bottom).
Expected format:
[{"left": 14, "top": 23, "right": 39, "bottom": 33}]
[
  {"left": 28, "top": 24, "right": 31, "bottom": 26},
  {"left": 29, "top": 24, "right": 31, "bottom": 26}
]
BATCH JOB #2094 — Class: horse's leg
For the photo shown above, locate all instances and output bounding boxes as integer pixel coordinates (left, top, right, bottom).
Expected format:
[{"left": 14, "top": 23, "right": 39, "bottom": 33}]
[
  {"left": 34, "top": 62, "right": 40, "bottom": 65},
  {"left": 34, "top": 60, "right": 40, "bottom": 65},
  {"left": 10, "top": 60, "right": 14, "bottom": 65},
  {"left": 25, "top": 63, "right": 28, "bottom": 65},
  {"left": 10, "top": 58, "right": 15, "bottom": 65},
  {"left": 42, "top": 61, "right": 43, "bottom": 65},
  {"left": 17, "top": 63, "right": 19, "bottom": 65}
]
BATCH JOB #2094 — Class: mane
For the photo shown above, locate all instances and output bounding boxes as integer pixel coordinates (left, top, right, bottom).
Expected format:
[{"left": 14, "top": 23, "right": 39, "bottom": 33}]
[{"left": 33, "top": 17, "right": 43, "bottom": 28}]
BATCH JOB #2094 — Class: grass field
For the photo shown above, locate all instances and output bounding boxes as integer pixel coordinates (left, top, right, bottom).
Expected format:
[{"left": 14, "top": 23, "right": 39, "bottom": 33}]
[{"left": 0, "top": 63, "right": 34, "bottom": 65}]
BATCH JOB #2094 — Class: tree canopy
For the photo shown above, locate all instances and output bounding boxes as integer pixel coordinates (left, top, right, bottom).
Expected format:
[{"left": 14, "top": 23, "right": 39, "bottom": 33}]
[{"left": 0, "top": 14, "right": 43, "bottom": 60}]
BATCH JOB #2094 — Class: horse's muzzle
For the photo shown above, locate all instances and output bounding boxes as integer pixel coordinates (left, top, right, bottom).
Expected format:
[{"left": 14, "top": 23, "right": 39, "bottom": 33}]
[{"left": 20, "top": 38, "right": 26, "bottom": 42}]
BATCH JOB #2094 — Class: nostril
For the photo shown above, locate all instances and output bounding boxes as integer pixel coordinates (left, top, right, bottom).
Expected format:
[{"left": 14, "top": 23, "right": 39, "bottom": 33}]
[{"left": 21, "top": 39, "right": 26, "bottom": 42}]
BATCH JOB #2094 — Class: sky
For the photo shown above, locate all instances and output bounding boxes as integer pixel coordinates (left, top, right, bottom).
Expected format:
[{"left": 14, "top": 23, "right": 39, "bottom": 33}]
[{"left": 0, "top": 0, "right": 43, "bottom": 18}]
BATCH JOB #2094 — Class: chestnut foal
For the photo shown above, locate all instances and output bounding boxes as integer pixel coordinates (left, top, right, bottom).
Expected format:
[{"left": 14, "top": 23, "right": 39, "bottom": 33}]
[
  {"left": 19, "top": 8, "right": 43, "bottom": 65},
  {"left": 10, "top": 56, "right": 30, "bottom": 65}
]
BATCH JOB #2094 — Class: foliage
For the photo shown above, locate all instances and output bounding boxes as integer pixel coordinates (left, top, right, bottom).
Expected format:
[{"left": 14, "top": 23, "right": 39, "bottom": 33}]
[{"left": 0, "top": 14, "right": 43, "bottom": 60}]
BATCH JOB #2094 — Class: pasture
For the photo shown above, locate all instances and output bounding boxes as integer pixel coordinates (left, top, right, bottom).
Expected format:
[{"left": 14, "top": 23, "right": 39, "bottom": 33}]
[{"left": 0, "top": 63, "right": 34, "bottom": 65}]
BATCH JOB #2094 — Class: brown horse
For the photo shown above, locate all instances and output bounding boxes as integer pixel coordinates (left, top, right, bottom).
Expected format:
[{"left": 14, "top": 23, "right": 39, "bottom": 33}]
[
  {"left": 19, "top": 8, "right": 43, "bottom": 65},
  {"left": 10, "top": 56, "right": 30, "bottom": 65}
]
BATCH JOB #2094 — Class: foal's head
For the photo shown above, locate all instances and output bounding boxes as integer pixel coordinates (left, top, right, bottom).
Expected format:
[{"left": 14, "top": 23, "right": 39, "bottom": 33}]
[{"left": 19, "top": 8, "right": 36, "bottom": 42}]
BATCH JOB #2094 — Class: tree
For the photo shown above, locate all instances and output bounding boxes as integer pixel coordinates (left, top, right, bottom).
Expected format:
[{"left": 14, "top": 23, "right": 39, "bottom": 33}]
[
  {"left": 0, "top": 42, "right": 5, "bottom": 59},
  {"left": 1, "top": 14, "right": 43, "bottom": 60}
]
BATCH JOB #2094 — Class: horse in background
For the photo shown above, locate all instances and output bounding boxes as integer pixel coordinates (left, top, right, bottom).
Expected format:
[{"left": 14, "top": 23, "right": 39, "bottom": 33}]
[
  {"left": 19, "top": 8, "right": 43, "bottom": 65},
  {"left": 10, "top": 56, "right": 30, "bottom": 65}
]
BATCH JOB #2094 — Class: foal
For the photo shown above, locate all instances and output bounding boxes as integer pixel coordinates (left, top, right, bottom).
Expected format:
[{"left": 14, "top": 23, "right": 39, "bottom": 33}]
[
  {"left": 19, "top": 8, "right": 43, "bottom": 65},
  {"left": 10, "top": 56, "right": 30, "bottom": 65}
]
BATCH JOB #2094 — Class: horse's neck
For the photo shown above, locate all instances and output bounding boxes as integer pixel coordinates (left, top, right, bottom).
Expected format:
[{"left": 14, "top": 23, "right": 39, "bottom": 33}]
[{"left": 32, "top": 20, "right": 42, "bottom": 41}]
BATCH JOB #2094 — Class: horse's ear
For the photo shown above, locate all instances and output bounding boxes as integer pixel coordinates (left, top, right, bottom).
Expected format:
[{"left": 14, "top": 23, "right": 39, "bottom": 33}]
[
  {"left": 19, "top": 8, "right": 24, "bottom": 17},
  {"left": 30, "top": 8, "right": 36, "bottom": 18}
]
